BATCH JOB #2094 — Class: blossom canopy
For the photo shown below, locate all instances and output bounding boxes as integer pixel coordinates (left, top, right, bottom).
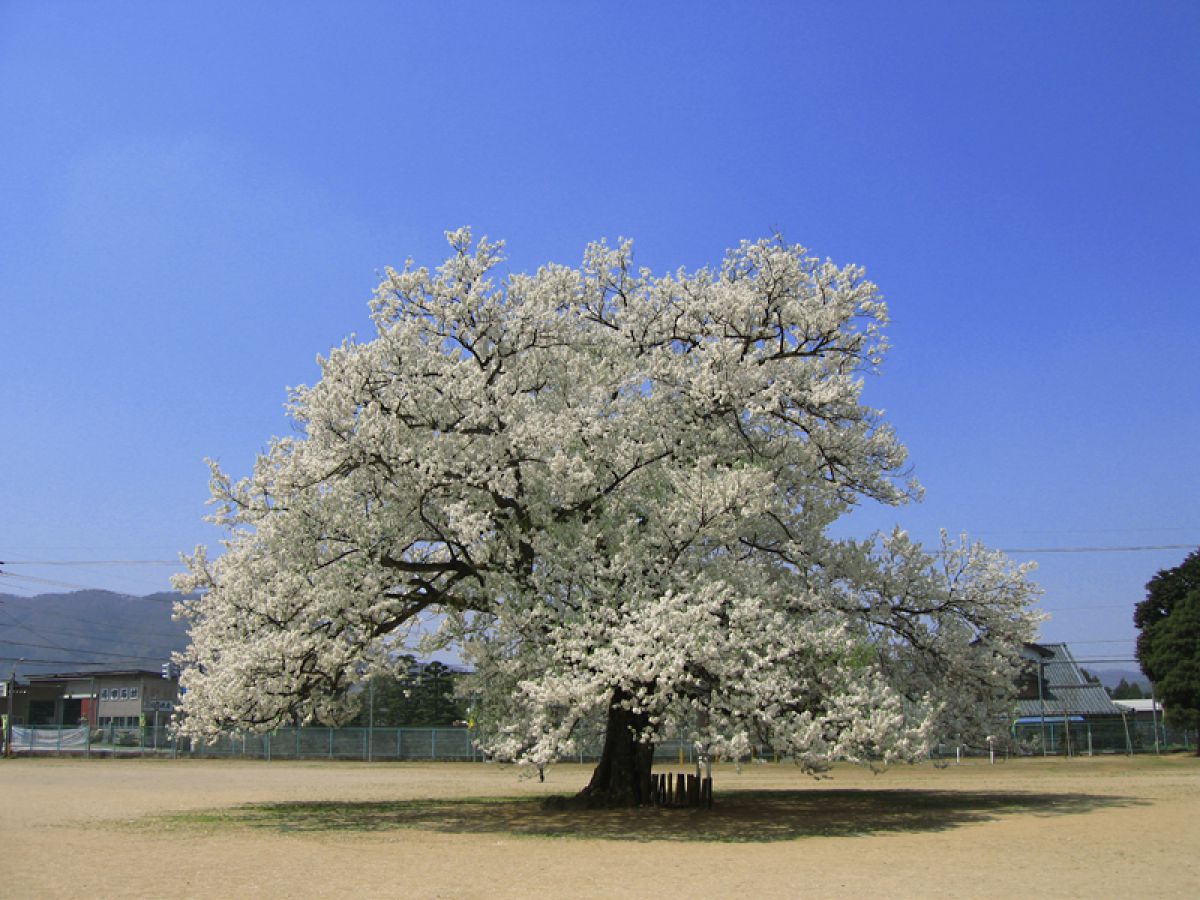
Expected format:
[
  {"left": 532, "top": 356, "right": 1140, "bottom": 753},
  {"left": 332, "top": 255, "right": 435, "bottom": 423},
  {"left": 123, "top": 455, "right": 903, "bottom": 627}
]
[{"left": 175, "top": 230, "right": 1038, "bottom": 796}]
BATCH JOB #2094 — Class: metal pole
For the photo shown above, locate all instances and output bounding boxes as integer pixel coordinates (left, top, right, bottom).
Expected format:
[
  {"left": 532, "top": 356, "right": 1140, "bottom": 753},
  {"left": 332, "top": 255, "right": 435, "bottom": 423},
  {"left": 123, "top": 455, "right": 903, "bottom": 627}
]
[
  {"left": 367, "top": 678, "right": 374, "bottom": 763},
  {"left": 87, "top": 675, "right": 95, "bottom": 759},
  {"left": 1038, "top": 660, "right": 1047, "bottom": 756},
  {"left": 140, "top": 675, "right": 146, "bottom": 757},
  {"left": 1149, "top": 682, "right": 1162, "bottom": 754},
  {"left": 5, "top": 666, "right": 15, "bottom": 758}
]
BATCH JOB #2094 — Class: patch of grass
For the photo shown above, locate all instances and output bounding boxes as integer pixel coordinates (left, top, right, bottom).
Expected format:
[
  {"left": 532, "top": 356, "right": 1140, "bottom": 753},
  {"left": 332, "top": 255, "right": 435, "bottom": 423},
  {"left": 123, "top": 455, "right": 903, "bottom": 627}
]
[{"left": 152, "top": 787, "right": 1144, "bottom": 843}]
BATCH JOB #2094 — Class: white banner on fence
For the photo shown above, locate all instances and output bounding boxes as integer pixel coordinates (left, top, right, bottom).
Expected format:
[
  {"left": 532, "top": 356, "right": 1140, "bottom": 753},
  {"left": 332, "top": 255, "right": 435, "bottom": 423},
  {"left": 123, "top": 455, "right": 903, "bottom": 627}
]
[{"left": 11, "top": 726, "right": 89, "bottom": 750}]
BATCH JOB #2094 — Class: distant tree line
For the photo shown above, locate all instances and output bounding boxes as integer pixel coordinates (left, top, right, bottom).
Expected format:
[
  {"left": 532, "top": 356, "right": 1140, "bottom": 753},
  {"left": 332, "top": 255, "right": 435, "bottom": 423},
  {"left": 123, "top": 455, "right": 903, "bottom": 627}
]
[
  {"left": 349, "top": 658, "right": 467, "bottom": 728},
  {"left": 1108, "top": 678, "right": 1147, "bottom": 700},
  {"left": 1080, "top": 668, "right": 1147, "bottom": 700}
]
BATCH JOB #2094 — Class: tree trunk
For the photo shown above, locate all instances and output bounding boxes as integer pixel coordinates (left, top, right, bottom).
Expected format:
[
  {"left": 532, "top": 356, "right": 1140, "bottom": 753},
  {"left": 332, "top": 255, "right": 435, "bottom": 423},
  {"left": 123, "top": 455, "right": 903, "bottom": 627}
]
[{"left": 578, "top": 688, "right": 655, "bottom": 807}]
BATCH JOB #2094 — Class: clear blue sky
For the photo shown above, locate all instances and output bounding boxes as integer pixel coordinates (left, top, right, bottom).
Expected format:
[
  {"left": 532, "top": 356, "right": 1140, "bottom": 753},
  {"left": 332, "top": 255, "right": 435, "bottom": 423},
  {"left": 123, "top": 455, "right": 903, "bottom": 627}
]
[{"left": 2, "top": 1, "right": 1197, "bottom": 672}]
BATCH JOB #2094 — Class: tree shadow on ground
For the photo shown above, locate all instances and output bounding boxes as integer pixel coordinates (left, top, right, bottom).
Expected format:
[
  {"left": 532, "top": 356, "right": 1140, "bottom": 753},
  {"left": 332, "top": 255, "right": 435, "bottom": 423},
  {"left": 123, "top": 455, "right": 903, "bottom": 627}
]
[{"left": 184, "top": 788, "right": 1146, "bottom": 843}]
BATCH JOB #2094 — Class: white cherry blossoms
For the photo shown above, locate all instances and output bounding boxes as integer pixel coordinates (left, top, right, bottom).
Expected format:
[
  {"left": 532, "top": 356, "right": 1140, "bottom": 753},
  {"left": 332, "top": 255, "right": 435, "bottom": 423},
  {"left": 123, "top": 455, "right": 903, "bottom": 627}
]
[{"left": 173, "top": 229, "right": 1039, "bottom": 773}]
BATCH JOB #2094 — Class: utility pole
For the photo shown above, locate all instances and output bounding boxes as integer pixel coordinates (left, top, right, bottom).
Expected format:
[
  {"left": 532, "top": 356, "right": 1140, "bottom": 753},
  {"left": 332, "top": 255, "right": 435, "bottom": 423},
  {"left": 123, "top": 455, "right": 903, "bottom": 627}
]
[{"left": 5, "top": 665, "right": 15, "bottom": 758}]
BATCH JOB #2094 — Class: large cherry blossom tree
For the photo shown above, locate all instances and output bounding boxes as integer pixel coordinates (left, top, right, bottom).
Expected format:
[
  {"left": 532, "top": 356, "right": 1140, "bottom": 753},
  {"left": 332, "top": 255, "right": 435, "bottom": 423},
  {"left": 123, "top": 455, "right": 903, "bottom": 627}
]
[{"left": 174, "top": 230, "right": 1038, "bottom": 806}]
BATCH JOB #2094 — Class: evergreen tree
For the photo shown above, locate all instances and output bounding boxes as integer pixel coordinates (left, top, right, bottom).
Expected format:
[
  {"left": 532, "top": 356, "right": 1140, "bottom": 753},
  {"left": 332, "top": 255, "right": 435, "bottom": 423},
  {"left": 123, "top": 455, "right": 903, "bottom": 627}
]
[
  {"left": 353, "top": 659, "right": 465, "bottom": 727},
  {"left": 1134, "top": 549, "right": 1200, "bottom": 745},
  {"left": 1110, "top": 678, "right": 1146, "bottom": 701}
]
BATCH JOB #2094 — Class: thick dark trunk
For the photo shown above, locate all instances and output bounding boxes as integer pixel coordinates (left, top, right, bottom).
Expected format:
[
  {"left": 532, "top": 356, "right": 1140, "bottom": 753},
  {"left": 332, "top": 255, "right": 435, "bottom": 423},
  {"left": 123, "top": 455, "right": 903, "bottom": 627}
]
[{"left": 577, "top": 688, "right": 655, "bottom": 808}]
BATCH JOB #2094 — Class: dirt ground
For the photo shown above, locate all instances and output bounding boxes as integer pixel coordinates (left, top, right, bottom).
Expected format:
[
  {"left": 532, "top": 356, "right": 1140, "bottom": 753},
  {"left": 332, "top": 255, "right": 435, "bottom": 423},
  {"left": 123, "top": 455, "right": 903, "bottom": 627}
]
[{"left": 2, "top": 754, "right": 1197, "bottom": 898}]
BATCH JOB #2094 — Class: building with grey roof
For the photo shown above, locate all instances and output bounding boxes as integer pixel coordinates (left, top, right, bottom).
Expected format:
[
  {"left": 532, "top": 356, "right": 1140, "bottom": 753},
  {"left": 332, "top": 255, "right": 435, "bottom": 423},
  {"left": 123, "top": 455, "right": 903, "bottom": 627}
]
[{"left": 1016, "top": 642, "right": 1125, "bottom": 721}]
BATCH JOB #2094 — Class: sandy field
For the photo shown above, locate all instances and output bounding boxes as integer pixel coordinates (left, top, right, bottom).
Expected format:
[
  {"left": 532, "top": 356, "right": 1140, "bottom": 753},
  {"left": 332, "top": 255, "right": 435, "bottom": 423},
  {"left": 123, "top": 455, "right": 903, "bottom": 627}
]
[{"left": 2, "top": 754, "right": 1198, "bottom": 899}]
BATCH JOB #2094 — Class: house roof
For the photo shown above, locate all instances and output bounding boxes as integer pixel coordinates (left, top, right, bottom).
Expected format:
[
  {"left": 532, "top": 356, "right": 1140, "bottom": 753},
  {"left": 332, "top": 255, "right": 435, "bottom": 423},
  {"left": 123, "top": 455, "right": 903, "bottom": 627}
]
[{"left": 1016, "top": 643, "right": 1125, "bottom": 718}]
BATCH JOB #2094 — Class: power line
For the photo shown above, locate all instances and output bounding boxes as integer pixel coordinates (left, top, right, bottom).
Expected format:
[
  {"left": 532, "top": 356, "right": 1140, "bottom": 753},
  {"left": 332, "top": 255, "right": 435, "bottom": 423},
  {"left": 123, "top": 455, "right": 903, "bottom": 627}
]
[
  {"left": 0, "top": 657, "right": 166, "bottom": 672},
  {"left": 1042, "top": 606, "right": 1132, "bottom": 615},
  {"left": 0, "top": 572, "right": 140, "bottom": 593},
  {"left": 981, "top": 526, "right": 1197, "bottom": 536},
  {"left": 0, "top": 572, "right": 176, "bottom": 598},
  {"left": 0, "top": 558, "right": 183, "bottom": 598},
  {"left": 1068, "top": 657, "right": 1140, "bottom": 664},
  {"left": 0, "top": 639, "right": 168, "bottom": 664},
  {"left": 1, "top": 559, "right": 178, "bottom": 566},
  {"left": 0, "top": 580, "right": 42, "bottom": 597},
  {"left": 1000, "top": 544, "right": 1194, "bottom": 554},
  {"left": 0, "top": 618, "right": 186, "bottom": 643},
  {"left": 0, "top": 604, "right": 183, "bottom": 637}
]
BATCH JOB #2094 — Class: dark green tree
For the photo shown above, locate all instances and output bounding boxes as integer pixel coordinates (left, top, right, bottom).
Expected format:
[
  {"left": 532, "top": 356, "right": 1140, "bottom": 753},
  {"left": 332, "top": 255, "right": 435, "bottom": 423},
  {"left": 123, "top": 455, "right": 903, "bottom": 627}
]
[
  {"left": 1134, "top": 549, "right": 1200, "bottom": 748},
  {"left": 1109, "top": 678, "right": 1146, "bottom": 701},
  {"left": 353, "top": 659, "right": 466, "bottom": 727}
]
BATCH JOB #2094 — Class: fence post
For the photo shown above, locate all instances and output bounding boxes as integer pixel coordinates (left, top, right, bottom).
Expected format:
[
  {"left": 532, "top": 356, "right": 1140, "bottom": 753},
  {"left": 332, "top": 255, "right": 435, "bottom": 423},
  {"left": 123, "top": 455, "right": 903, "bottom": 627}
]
[
  {"left": 432, "top": 728, "right": 437, "bottom": 760},
  {"left": 1150, "top": 682, "right": 1162, "bottom": 754}
]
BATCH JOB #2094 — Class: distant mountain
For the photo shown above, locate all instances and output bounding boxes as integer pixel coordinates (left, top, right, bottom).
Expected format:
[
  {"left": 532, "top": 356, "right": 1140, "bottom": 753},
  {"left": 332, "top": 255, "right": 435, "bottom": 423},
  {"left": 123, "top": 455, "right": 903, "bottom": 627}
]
[{"left": 0, "top": 590, "right": 190, "bottom": 679}]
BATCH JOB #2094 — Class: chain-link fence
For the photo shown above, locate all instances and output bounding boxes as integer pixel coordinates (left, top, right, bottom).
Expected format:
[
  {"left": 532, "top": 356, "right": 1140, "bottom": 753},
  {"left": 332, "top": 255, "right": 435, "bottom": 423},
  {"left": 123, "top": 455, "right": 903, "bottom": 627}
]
[
  {"left": 927, "top": 718, "right": 1196, "bottom": 760},
  {"left": 5, "top": 720, "right": 1195, "bottom": 760},
  {"left": 3, "top": 724, "right": 704, "bottom": 762},
  {"left": 174, "top": 727, "right": 711, "bottom": 763},
  {"left": 1006, "top": 717, "right": 1194, "bottom": 756}
]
